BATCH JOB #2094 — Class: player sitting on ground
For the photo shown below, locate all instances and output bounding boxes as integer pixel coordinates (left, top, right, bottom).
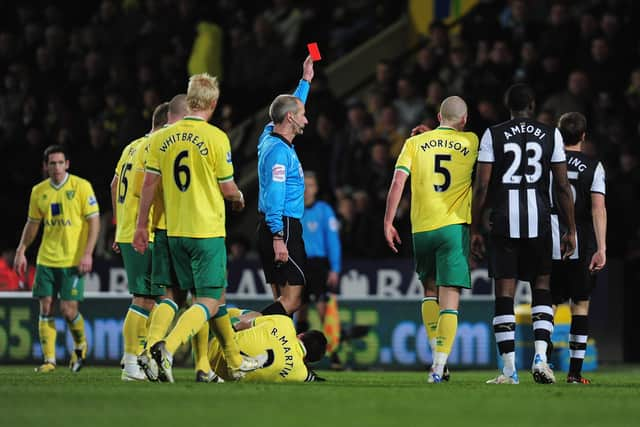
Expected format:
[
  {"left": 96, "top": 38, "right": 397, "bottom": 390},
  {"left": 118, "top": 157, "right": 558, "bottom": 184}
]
[{"left": 209, "top": 308, "right": 327, "bottom": 383}]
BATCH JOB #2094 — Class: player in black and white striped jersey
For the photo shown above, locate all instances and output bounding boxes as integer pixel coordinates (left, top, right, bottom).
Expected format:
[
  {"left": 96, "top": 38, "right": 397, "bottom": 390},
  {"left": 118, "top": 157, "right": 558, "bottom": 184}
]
[
  {"left": 551, "top": 112, "right": 607, "bottom": 384},
  {"left": 471, "top": 84, "right": 577, "bottom": 385}
]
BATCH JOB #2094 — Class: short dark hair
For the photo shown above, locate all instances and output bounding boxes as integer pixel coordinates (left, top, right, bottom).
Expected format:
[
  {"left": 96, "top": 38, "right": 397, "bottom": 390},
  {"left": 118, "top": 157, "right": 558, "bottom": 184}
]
[
  {"left": 301, "top": 330, "right": 327, "bottom": 363},
  {"left": 558, "top": 112, "right": 587, "bottom": 146},
  {"left": 504, "top": 83, "right": 535, "bottom": 112},
  {"left": 152, "top": 102, "right": 169, "bottom": 129},
  {"left": 43, "top": 145, "right": 67, "bottom": 162}
]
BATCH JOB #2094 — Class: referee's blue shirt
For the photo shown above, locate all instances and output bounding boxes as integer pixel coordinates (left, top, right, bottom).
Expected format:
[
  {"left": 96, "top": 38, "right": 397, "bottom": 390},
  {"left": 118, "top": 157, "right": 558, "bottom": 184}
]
[
  {"left": 302, "top": 201, "right": 342, "bottom": 273},
  {"left": 258, "top": 79, "right": 310, "bottom": 234}
]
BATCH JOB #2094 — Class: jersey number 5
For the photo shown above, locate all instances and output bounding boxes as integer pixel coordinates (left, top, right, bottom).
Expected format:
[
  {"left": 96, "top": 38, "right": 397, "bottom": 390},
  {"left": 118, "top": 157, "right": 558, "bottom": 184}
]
[
  {"left": 434, "top": 154, "right": 451, "bottom": 192},
  {"left": 173, "top": 150, "right": 191, "bottom": 192}
]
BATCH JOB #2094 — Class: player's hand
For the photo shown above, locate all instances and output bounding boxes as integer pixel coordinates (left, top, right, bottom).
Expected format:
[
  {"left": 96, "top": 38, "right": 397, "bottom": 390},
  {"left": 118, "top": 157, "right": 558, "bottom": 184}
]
[
  {"left": 411, "top": 124, "right": 431, "bottom": 136},
  {"left": 470, "top": 231, "right": 485, "bottom": 260},
  {"left": 384, "top": 223, "right": 401, "bottom": 253},
  {"left": 561, "top": 231, "right": 576, "bottom": 260},
  {"left": 273, "top": 239, "right": 289, "bottom": 264},
  {"left": 133, "top": 227, "right": 149, "bottom": 254},
  {"left": 13, "top": 251, "right": 27, "bottom": 276},
  {"left": 231, "top": 191, "right": 245, "bottom": 212},
  {"left": 589, "top": 249, "right": 606, "bottom": 273},
  {"left": 327, "top": 271, "right": 339, "bottom": 289},
  {"left": 302, "top": 55, "right": 314, "bottom": 82},
  {"left": 112, "top": 241, "right": 120, "bottom": 254},
  {"left": 78, "top": 253, "right": 93, "bottom": 274}
]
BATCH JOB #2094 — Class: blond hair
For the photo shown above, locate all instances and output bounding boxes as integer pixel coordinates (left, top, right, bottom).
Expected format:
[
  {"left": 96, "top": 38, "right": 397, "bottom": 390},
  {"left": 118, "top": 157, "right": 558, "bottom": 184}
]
[{"left": 187, "top": 73, "right": 219, "bottom": 112}]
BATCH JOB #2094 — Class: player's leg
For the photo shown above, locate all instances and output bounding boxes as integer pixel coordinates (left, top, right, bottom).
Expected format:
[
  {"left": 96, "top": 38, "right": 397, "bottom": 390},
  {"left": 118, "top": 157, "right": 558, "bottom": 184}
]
[
  {"left": 567, "top": 260, "right": 594, "bottom": 384},
  {"left": 430, "top": 224, "right": 469, "bottom": 383},
  {"left": 528, "top": 237, "right": 555, "bottom": 384},
  {"left": 33, "top": 265, "right": 57, "bottom": 372},
  {"left": 486, "top": 236, "right": 519, "bottom": 384},
  {"left": 567, "top": 299, "right": 590, "bottom": 383},
  {"left": 412, "top": 230, "right": 439, "bottom": 357},
  {"left": 59, "top": 267, "right": 86, "bottom": 372},
  {"left": 120, "top": 242, "right": 154, "bottom": 380}
]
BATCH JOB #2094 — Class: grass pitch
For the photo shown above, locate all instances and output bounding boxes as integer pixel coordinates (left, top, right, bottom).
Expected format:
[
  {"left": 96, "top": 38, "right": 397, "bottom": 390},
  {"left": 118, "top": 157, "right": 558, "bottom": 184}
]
[{"left": 2, "top": 366, "right": 639, "bottom": 427}]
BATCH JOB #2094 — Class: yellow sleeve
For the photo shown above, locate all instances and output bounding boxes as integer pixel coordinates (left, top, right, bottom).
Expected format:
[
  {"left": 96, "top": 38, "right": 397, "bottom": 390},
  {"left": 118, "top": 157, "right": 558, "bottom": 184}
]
[
  {"left": 132, "top": 141, "right": 149, "bottom": 197},
  {"left": 214, "top": 130, "right": 234, "bottom": 182},
  {"left": 145, "top": 136, "right": 161, "bottom": 175},
  {"left": 80, "top": 180, "right": 100, "bottom": 218},
  {"left": 395, "top": 139, "right": 414, "bottom": 175},
  {"left": 27, "top": 187, "right": 42, "bottom": 221}
]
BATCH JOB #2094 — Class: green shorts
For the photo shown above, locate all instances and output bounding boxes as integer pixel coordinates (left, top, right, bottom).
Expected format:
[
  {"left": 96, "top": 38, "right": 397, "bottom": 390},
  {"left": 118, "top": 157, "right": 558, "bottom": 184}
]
[
  {"left": 33, "top": 265, "right": 85, "bottom": 300},
  {"left": 168, "top": 236, "right": 227, "bottom": 299},
  {"left": 119, "top": 242, "right": 164, "bottom": 297},
  {"left": 413, "top": 223, "right": 471, "bottom": 288},
  {"left": 152, "top": 229, "right": 178, "bottom": 288}
]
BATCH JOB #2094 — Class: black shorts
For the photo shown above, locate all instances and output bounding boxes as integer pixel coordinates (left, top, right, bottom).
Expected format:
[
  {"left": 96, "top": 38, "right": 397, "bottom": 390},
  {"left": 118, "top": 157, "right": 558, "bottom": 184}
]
[
  {"left": 488, "top": 234, "right": 552, "bottom": 282},
  {"left": 258, "top": 216, "right": 307, "bottom": 286},
  {"left": 550, "top": 259, "right": 596, "bottom": 304},
  {"left": 303, "top": 257, "right": 330, "bottom": 304}
]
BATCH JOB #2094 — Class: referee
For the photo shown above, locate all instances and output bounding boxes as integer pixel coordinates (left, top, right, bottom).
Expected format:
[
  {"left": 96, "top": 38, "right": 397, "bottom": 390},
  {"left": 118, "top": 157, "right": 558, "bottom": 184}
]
[{"left": 257, "top": 56, "right": 315, "bottom": 316}]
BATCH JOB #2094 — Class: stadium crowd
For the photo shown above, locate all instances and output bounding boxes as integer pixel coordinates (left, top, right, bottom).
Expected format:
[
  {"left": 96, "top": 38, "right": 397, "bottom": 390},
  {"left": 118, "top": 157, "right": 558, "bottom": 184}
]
[{"left": 1, "top": 0, "right": 640, "bottom": 291}]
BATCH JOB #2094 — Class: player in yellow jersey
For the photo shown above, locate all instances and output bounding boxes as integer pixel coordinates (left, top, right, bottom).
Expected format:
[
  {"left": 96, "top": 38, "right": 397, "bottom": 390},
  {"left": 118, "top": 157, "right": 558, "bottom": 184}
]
[
  {"left": 133, "top": 73, "right": 265, "bottom": 382},
  {"left": 14, "top": 145, "right": 100, "bottom": 373},
  {"left": 208, "top": 311, "right": 327, "bottom": 383},
  {"left": 111, "top": 102, "right": 169, "bottom": 381},
  {"left": 384, "top": 96, "right": 478, "bottom": 383},
  {"left": 133, "top": 94, "right": 219, "bottom": 383}
]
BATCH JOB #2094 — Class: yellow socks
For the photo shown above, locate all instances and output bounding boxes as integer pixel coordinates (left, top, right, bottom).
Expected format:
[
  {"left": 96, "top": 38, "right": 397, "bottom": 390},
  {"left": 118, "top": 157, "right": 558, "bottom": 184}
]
[
  {"left": 421, "top": 297, "right": 439, "bottom": 353},
  {"left": 67, "top": 313, "right": 86, "bottom": 349},
  {"left": 434, "top": 309, "right": 459, "bottom": 370},
  {"left": 38, "top": 315, "right": 57, "bottom": 364},
  {"left": 165, "top": 303, "right": 209, "bottom": 355},
  {"left": 192, "top": 321, "right": 211, "bottom": 373},
  {"left": 210, "top": 305, "right": 242, "bottom": 368},
  {"left": 147, "top": 299, "right": 178, "bottom": 350},
  {"left": 123, "top": 305, "right": 150, "bottom": 356}
]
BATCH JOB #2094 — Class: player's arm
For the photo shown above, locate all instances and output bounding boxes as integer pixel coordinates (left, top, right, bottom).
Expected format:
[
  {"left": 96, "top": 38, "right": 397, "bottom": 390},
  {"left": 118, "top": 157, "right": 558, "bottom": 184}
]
[
  {"left": 551, "top": 162, "right": 576, "bottom": 259},
  {"left": 471, "top": 129, "right": 495, "bottom": 259},
  {"left": 219, "top": 180, "right": 244, "bottom": 211},
  {"left": 589, "top": 162, "right": 607, "bottom": 272},
  {"left": 384, "top": 169, "right": 408, "bottom": 253},
  {"left": 79, "top": 214, "right": 100, "bottom": 274},
  {"left": 14, "top": 219, "right": 40, "bottom": 276},
  {"left": 590, "top": 193, "right": 607, "bottom": 272},
  {"left": 133, "top": 172, "right": 160, "bottom": 254},
  {"left": 471, "top": 162, "right": 492, "bottom": 258},
  {"left": 109, "top": 174, "right": 120, "bottom": 253}
]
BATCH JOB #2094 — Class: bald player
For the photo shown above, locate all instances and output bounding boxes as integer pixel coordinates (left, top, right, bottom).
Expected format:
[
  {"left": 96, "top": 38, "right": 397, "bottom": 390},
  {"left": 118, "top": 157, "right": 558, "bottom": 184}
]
[{"left": 384, "top": 96, "right": 479, "bottom": 383}]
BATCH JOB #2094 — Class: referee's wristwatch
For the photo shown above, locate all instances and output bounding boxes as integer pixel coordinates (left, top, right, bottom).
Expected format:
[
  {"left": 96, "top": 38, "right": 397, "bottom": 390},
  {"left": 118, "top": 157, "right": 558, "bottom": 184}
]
[{"left": 273, "top": 230, "right": 284, "bottom": 240}]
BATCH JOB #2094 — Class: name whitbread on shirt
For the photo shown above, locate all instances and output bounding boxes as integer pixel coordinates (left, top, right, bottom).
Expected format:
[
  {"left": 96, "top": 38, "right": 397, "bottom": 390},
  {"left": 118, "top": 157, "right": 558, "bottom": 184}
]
[
  {"left": 160, "top": 132, "right": 209, "bottom": 155},
  {"left": 420, "top": 139, "right": 471, "bottom": 156}
]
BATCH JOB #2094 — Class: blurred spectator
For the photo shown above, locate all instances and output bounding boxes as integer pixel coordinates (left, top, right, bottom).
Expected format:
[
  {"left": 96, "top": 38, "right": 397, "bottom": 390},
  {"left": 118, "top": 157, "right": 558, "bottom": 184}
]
[
  {"left": 393, "top": 76, "right": 424, "bottom": 132},
  {"left": 542, "top": 70, "right": 592, "bottom": 122}
]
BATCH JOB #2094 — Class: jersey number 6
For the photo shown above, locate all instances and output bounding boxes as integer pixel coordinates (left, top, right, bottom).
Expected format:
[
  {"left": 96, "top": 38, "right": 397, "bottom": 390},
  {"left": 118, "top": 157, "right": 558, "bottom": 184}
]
[{"left": 174, "top": 150, "right": 191, "bottom": 192}]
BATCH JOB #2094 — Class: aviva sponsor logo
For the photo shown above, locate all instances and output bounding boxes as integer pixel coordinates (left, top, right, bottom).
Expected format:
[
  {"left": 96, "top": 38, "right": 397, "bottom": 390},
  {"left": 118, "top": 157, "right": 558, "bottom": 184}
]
[{"left": 44, "top": 218, "right": 72, "bottom": 226}]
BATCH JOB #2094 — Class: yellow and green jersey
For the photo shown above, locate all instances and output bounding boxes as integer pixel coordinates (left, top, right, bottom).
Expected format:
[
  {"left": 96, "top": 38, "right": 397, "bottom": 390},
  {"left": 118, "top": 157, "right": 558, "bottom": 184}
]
[
  {"left": 145, "top": 117, "right": 234, "bottom": 238},
  {"left": 208, "top": 314, "right": 311, "bottom": 382},
  {"left": 27, "top": 174, "right": 100, "bottom": 268},
  {"left": 395, "top": 127, "right": 479, "bottom": 233},
  {"left": 114, "top": 136, "right": 149, "bottom": 243}
]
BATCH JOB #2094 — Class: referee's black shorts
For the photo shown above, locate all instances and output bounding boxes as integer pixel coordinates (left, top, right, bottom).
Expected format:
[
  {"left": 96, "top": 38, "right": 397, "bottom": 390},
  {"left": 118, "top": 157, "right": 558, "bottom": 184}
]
[
  {"left": 258, "top": 215, "right": 307, "bottom": 286},
  {"left": 488, "top": 234, "right": 552, "bottom": 282}
]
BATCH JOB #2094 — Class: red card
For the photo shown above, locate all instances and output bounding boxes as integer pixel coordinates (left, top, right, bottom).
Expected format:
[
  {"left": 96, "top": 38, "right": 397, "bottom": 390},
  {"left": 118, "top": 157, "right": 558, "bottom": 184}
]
[{"left": 307, "top": 42, "right": 321, "bottom": 61}]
